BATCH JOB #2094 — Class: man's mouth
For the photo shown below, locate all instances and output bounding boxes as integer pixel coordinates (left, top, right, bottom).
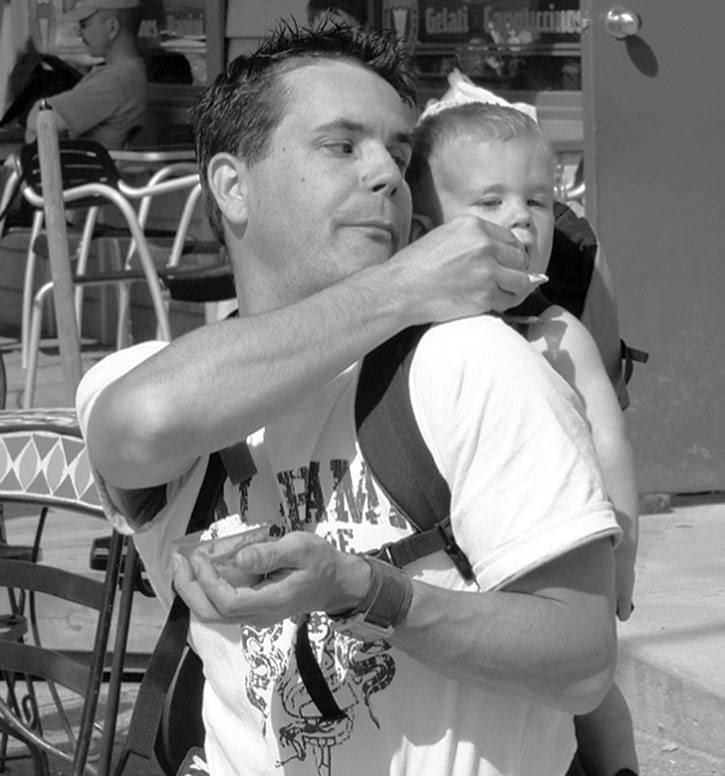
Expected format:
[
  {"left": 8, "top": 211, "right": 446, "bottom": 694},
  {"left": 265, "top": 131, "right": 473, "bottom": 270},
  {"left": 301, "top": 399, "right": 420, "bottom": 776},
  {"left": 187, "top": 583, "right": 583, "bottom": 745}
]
[{"left": 349, "top": 221, "right": 397, "bottom": 244}]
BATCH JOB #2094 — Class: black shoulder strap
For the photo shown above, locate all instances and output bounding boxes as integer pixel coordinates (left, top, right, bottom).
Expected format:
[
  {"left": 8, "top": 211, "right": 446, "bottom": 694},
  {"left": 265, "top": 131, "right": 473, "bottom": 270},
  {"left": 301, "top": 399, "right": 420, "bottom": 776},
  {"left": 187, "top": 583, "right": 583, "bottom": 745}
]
[
  {"left": 356, "top": 325, "right": 474, "bottom": 581},
  {"left": 547, "top": 201, "right": 597, "bottom": 319},
  {"left": 621, "top": 340, "right": 650, "bottom": 385},
  {"left": 112, "top": 451, "right": 231, "bottom": 776}
]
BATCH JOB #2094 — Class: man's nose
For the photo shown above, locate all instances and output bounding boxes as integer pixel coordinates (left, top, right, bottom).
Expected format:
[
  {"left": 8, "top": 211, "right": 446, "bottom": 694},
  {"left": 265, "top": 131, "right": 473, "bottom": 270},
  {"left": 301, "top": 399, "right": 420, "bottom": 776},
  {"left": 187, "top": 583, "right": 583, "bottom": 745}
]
[{"left": 362, "top": 149, "right": 402, "bottom": 197}]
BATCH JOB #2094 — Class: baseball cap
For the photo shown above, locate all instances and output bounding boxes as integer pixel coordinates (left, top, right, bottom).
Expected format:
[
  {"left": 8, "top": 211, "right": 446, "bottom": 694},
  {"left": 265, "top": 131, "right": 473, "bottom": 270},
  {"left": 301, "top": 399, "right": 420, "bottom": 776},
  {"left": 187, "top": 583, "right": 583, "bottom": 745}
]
[{"left": 64, "top": 0, "right": 140, "bottom": 23}]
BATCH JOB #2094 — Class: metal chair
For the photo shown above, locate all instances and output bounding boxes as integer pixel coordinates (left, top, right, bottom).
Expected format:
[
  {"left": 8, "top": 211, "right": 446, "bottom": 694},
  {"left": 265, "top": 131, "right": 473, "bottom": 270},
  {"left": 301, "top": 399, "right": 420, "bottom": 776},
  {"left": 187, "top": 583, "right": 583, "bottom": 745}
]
[
  {"left": 0, "top": 352, "right": 5, "bottom": 410},
  {"left": 0, "top": 408, "right": 133, "bottom": 776},
  {"left": 0, "top": 151, "right": 119, "bottom": 370},
  {"left": 6, "top": 140, "right": 204, "bottom": 367},
  {"left": 14, "top": 140, "right": 205, "bottom": 408}
]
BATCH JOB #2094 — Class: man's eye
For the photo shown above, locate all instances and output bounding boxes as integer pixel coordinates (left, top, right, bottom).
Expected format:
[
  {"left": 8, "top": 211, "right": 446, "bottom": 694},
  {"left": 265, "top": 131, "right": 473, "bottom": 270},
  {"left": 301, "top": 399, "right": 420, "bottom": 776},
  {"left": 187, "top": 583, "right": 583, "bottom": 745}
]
[{"left": 327, "top": 141, "right": 354, "bottom": 155}]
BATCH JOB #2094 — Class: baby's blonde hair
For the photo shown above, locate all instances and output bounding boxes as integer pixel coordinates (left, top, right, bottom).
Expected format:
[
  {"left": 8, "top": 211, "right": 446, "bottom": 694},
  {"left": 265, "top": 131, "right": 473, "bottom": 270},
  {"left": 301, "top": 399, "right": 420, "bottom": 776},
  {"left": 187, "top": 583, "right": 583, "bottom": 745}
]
[{"left": 407, "top": 103, "right": 553, "bottom": 225}]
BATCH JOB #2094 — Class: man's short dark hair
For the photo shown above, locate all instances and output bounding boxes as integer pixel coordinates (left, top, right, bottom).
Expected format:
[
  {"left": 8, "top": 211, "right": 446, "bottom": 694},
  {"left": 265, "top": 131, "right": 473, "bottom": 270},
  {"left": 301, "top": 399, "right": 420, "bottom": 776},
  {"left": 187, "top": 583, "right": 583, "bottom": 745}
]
[
  {"left": 194, "top": 21, "right": 417, "bottom": 246},
  {"left": 306, "top": 0, "right": 368, "bottom": 26}
]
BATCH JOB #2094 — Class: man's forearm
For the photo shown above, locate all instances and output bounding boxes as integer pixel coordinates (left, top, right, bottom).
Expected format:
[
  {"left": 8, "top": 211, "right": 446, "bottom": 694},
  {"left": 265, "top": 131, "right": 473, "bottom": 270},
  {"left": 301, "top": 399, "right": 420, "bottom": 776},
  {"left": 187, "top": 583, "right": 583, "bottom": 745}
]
[
  {"left": 391, "top": 539, "right": 617, "bottom": 715},
  {"left": 176, "top": 534, "right": 616, "bottom": 715}
]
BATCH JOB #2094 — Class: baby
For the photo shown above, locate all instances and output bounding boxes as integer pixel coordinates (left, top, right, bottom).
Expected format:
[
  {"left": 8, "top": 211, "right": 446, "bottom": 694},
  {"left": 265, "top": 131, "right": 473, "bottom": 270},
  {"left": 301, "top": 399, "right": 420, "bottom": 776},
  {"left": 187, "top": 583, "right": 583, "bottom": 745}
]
[{"left": 407, "top": 99, "right": 639, "bottom": 776}]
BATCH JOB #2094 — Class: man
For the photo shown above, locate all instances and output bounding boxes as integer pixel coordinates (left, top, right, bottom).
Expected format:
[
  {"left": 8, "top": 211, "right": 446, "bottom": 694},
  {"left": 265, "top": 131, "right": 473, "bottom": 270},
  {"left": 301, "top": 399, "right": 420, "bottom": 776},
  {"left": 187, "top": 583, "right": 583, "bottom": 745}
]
[
  {"left": 78, "top": 24, "right": 619, "bottom": 776},
  {"left": 25, "top": 0, "right": 146, "bottom": 149}
]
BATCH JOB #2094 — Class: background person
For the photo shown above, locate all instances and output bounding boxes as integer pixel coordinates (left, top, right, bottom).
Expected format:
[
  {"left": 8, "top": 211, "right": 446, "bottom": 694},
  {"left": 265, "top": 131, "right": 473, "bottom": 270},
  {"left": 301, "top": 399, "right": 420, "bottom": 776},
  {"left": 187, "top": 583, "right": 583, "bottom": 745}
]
[
  {"left": 78, "top": 24, "right": 619, "bottom": 776},
  {"left": 24, "top": 0, "right": 146, "bottom": 150}
]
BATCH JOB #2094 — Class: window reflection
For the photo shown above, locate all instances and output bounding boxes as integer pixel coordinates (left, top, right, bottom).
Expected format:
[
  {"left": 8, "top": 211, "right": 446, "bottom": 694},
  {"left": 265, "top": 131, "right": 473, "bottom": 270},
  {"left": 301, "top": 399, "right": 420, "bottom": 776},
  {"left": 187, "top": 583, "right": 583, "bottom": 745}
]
[
  {"left": 44, "top": 0, "right": 209, "bottom": 84},
  {"left": 139, "top": 1, "right": 207, "bottom": 85},
  {"left": 379, "top": 0, "right": 583, "bottom": 92}
]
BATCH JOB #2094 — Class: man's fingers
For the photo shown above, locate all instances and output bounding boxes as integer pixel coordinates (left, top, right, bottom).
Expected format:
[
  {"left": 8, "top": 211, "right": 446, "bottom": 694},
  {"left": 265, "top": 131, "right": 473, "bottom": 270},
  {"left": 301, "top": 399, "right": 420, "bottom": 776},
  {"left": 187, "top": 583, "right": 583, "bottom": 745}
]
[
  {"left": 493, "top": 265, "right": 544, "bottom": 305},
  {"left": 235, "top": 531, "right": 326, "bottom": 575},
  {"left": 477, "top": 217, "right": 525, "bottom": 248},
  {"left": 172, "top": 550, "right": 194, "bottom": 586},
  {"left": 469, "top": 217, "right": 528, "bottom": 270},
  {"left": 234, "top": 540, "right": 287, "bottom": 575},
  {"left": 172, "top": 553, "right": 225, "bottom": 621}
]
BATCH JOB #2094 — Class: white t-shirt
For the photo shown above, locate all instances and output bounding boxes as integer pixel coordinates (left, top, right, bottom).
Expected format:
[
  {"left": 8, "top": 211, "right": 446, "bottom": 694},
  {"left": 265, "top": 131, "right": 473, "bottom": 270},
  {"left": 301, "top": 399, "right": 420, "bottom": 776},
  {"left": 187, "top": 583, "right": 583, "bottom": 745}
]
[{"left": 77, "top": 316, "right": 620, "bottom": 776}]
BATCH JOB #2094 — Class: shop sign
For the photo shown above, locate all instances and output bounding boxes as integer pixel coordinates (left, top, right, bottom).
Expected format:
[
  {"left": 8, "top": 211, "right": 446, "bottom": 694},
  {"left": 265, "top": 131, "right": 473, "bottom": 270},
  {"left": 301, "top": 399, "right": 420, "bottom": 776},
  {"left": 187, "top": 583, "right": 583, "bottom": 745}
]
[
  {"left": 381, "top": 0, "right": 421, "bottom": 46},
  {"left": 383, "top": 0, "right": 584, "bottom": 47}
]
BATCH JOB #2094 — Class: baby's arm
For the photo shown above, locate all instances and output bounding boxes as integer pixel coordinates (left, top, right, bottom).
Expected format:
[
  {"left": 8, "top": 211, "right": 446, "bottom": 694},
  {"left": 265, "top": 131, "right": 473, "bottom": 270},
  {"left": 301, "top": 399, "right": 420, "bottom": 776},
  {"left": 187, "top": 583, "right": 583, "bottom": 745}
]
[
  {"left": 579, "top": 246, "right": 626, "bottom": 403},
  {"left": 529, "top": 308, "right": 639, "bottom": 620}
]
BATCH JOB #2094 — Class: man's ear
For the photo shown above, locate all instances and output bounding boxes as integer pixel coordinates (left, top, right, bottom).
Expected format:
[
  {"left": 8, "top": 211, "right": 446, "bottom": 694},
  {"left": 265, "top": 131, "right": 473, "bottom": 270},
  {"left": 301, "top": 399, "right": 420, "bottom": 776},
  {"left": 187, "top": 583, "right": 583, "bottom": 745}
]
[
  {"left": 410, "top": 213, "right": 434, "bottom": 242},
  {"left": 107, "top": 15, "right": 120, "bottom": 40},
  {"left": 207, "top": 153, "right": 249, "bottom": 230}
]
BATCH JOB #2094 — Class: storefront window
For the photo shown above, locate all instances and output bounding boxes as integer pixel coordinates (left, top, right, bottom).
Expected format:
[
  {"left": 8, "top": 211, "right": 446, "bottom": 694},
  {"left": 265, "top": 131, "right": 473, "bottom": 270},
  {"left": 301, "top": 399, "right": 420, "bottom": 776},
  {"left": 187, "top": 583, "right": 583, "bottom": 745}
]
[
  {"left": 379, "top": 0, "right": 583, "bottom": 92},
  {"left": 138, "top": 1, "right": 208, "bottom": 85}
]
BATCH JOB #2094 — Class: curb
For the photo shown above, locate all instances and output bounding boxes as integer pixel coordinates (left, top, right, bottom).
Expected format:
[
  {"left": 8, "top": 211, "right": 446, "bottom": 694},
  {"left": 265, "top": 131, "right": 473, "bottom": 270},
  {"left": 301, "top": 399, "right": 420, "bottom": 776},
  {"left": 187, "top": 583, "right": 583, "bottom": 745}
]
[{"left": 617, "top": 644, "right": 725, "bottom": 760}]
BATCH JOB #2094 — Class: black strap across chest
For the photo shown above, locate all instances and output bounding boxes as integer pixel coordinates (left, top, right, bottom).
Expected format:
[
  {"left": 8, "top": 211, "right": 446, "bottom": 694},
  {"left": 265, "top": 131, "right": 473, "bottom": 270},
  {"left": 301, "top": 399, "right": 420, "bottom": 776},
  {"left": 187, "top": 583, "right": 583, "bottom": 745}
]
[
  {"left": 356, "top": 325, "right": 474, "bottom": 582},
  {"left": 113, "top": 453, "right": 228, "bottom": 776}
]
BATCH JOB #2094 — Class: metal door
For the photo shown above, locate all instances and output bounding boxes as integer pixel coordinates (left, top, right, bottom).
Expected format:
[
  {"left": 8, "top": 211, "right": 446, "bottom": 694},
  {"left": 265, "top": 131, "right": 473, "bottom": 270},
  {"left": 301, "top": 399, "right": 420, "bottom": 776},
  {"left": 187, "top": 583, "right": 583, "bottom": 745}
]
[{"left": 581, "top": 0, "right": 725, "bottom": 492}]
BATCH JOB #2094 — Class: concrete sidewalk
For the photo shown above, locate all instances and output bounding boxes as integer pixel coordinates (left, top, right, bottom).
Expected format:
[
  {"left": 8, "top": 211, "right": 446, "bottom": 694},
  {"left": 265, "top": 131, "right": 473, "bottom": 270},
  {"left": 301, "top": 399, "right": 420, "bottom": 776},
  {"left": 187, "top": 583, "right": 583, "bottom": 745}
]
[
  {"left": 1, "top": 333, "right": 724, "bottom": 774},
  {"left": 616, "top": 494, "right": 725, "bottom": 761}
]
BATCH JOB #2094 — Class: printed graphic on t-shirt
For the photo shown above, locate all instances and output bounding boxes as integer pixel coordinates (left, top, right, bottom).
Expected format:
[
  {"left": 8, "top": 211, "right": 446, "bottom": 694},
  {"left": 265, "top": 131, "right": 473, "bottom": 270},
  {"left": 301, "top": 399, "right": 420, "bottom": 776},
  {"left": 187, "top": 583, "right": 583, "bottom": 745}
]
[
  {"left": 234, "top": 455, "right": 409, "bottom": 775},
  {"left": 241, "top": 614, "right": 395, "bottom": 774}
]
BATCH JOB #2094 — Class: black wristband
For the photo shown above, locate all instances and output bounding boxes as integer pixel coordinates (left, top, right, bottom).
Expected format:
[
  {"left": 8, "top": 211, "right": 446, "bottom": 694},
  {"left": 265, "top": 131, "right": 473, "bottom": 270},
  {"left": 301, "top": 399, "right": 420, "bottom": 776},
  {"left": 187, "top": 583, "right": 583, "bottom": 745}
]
[{"left": 328, "top": 557, "right": 413, "bottom": 639}]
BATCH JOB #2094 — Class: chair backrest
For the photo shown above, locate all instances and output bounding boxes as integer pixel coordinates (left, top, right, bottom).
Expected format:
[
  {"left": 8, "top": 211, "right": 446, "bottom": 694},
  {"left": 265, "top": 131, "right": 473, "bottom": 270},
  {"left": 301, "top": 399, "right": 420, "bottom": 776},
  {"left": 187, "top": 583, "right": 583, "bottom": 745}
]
[
  {"left": 0, "top": 157, "right": 21, "bottom": 236},
  {"left": 19, "top": 139, "right": 121, "bottom": 210},
  {"left": 0, "top": 352, "right": 5, "bottom": 410},
  {"left": 0, "top": 542, "right": 125, "bottom": 776},
  {"left": 0, "top": 408, "right": 127, "bottom": 776}
]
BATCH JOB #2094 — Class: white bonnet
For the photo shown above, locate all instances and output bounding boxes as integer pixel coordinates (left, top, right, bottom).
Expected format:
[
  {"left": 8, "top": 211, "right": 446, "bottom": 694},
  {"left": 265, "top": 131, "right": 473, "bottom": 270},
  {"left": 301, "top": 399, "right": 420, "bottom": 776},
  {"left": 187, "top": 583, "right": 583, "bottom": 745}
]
[{"left": 418, "top": 69, "right": 538, "bottom": 124}]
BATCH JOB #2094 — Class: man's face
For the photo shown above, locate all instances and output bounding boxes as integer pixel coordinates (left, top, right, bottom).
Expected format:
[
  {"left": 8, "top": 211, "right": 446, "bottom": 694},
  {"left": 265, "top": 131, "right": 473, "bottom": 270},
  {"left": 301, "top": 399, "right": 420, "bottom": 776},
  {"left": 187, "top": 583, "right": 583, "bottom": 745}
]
[
  {"left": 79, "top": 11, "right": 114, "bottom": 58},
  {"left": 238, "top": 59, "right": 413, "bottom": 305},
  {"left": 431, "top": 134, "right": 555, "bottom": 274}
]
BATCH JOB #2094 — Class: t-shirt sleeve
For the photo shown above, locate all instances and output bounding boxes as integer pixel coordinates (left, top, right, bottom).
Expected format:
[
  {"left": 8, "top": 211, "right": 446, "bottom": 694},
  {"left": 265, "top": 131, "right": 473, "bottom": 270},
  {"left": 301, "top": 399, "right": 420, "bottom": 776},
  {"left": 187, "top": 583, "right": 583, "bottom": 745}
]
[
  {"left": 48, "top": 68, "right": 125, "bottom": 138},
  {"left": 409, "top": 316, "right": 621, "bottom": 591},
  {"left": 76, "top": 340, "right": 171, "bottom": 534}
]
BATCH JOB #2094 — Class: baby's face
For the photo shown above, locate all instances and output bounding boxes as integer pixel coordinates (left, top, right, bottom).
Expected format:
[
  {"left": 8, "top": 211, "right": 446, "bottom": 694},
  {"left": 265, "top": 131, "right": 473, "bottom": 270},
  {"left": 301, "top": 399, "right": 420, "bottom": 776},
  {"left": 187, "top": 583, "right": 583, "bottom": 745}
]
[{"left": 430, "top": 134, "right": 555, "bottom": 274}]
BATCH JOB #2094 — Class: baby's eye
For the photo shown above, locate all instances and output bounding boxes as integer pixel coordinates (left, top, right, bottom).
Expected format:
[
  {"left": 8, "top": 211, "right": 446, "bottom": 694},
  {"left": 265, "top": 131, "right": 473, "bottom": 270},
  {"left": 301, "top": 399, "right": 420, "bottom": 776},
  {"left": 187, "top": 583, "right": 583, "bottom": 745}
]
[
  {"left": 476, "top": 198, "right": 502, "bottom": 209},
  {"left": 391, "top": 153, "right": 409, "bottom": 172},
  {"left": 528, "top": 197, "right": 552, "bottom": 208}
]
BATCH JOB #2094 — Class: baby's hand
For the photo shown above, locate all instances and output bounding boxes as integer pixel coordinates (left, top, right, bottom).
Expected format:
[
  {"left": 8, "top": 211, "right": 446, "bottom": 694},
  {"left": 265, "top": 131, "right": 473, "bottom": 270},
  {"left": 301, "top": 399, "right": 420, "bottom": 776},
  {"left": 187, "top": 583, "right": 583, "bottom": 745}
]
[{"left": 614, "top": 551, "right": 636, "bottom": 621}]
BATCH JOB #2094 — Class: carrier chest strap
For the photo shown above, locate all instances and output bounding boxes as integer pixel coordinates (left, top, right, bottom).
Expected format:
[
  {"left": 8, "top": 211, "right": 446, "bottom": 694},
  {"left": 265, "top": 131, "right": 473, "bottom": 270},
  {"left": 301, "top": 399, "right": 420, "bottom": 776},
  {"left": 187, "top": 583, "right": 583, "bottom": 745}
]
[
  {"left": 356, "top": 325, "right": 475, "bottom": 583},
  {"left": 367, "top": 515, "right": 474, "bottom": 580}
]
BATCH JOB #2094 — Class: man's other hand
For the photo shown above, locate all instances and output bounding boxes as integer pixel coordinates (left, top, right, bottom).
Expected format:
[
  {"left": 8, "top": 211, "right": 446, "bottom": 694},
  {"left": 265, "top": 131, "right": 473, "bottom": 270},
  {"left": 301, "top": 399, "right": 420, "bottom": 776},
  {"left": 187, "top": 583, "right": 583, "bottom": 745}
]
[{"left": 172, "top": 532, "right": 371, "bottom": 626}]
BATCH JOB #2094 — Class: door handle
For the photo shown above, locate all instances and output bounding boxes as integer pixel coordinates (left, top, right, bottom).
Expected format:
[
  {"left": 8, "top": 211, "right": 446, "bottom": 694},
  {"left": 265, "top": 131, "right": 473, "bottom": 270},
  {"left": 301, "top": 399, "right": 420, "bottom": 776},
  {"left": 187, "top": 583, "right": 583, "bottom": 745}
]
[{"left": 605, "top": 6, "right": 641, "bottom": 39}]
